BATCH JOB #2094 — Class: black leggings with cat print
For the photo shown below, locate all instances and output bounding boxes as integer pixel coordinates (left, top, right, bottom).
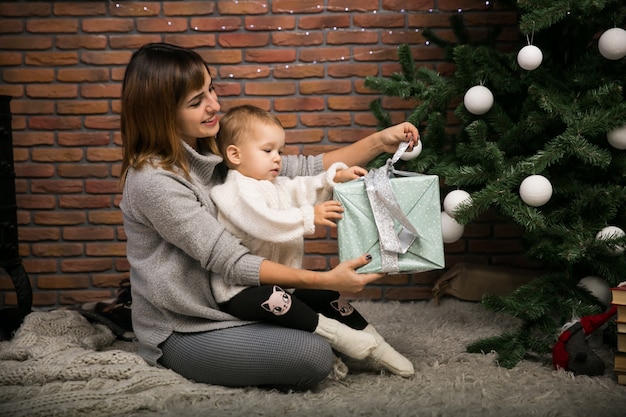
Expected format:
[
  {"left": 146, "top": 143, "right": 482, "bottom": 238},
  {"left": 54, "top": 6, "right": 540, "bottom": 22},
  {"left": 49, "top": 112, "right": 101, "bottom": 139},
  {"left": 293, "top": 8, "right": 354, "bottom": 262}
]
[{"left": 220, "top": 286, "right": 369, "bottom": 331}]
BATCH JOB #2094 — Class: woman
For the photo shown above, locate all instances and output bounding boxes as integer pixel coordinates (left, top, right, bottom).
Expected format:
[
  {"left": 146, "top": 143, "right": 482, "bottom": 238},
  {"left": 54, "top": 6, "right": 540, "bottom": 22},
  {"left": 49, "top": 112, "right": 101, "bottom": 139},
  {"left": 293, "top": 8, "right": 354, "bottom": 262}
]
[{"left": 120, "top": 42, "right": 419, "bottom": 391}]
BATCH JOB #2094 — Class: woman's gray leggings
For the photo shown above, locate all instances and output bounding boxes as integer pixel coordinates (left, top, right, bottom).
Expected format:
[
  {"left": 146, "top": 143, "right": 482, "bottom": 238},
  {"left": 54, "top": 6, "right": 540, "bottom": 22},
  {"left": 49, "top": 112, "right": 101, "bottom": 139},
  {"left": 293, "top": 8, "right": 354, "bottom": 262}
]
[{"left": 158, "top": 323, "right": 334, "bottom": 391}]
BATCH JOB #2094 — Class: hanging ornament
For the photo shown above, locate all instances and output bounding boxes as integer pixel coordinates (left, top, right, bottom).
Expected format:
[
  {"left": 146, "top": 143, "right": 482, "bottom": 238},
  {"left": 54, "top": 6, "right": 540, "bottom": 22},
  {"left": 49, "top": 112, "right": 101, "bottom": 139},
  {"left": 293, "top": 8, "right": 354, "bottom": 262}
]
[
  {"left": 595, "top": 225, "right": 625, "bottom": 255},
  {"left": 400, "top": 140, "right": 423, "bottom": 161},
  {"left": 517, "top": 44, "right": 543, "bottom": 70},
  {"left": 463, "top": 85, "right": 494, "bottom": 115},
  {"left": 443, "top": 189, "right": 472, "bottom": 219},
  {"left": 440, "top": 212, "right": 464, "bottom": 243},
  {"left": 577, "top": 276, "right": 612, "bottom": 306},
  {"left": 607, "top": 125, "right": 626, "bottom": 150},
  {"left": 519, "top": 174, "right": 552, "bottom": 207},
  {"left": 598, "top": 27, "right": 626, "bottom": 60}
]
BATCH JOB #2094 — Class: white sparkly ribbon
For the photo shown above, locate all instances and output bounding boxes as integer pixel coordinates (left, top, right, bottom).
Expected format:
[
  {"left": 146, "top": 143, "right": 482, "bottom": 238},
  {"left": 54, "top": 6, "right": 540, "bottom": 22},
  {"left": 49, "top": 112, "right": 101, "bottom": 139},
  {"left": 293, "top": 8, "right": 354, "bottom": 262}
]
[{"left": 363, "top": 142, "right": 420, "bottom": 273}]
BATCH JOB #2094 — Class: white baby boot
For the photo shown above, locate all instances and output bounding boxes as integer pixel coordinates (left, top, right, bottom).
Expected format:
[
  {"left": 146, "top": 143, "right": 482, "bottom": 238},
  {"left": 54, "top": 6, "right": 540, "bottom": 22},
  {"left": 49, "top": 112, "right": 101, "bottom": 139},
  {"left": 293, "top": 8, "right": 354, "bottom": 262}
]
[
  {"left": 363, "top": 324, "right": 414, "bottom": 377},
  {"left": 314, "top": 314, "right": 377, "bottom": 360}
]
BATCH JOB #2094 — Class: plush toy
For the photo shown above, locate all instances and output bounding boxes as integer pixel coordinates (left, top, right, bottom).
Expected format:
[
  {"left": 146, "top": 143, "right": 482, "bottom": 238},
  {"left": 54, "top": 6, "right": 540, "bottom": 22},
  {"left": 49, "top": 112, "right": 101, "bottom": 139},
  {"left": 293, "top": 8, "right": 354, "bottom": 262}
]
[{"left": 552, "top": 305, "right": 617, "bottom": 376}]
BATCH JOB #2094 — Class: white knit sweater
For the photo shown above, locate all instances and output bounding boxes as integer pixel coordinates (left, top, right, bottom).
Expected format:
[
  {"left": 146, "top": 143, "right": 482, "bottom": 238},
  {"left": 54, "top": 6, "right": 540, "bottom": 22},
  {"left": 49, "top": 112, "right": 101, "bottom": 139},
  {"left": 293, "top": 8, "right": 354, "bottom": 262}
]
[{"left": 209, "top": 162, "right": 347, "bottom": 303}]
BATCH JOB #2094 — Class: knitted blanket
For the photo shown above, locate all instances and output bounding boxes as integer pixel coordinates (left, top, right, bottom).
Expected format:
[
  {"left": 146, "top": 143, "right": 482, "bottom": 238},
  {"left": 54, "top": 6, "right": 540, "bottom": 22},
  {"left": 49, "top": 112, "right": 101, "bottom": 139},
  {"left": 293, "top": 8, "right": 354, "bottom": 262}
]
[{"left": 0, "top": 310, "right": 224, "bottom": 417}]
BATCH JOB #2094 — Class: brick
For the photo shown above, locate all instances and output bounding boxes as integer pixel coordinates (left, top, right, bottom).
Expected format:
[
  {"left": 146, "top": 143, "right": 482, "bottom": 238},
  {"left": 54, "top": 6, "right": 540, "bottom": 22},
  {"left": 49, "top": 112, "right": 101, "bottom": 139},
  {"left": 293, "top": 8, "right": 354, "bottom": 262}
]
[
  {"left": 115, "top": 257, "right": 130, "bottom": 271},
  {"left": 81, "top": 51, "right": 132, "bottom": 65},
  {"left": 299, "top": 80, "right": 352, "bottom": 95},
  {"left": 219, "top": 33, "right": 269, "bottom": 48},
  {"left": 38, "top": 275, "right": 90, "bottom": 289},
  {"left": 57, "top": 100, "right": 109, "bottom": 115},
  {"left": 82, "top": 18, "right": 135, "bottom": 33},
  {"left": 301, "top": 113, "right": 351, "bottom": 127},
  {"left": 245, "top": 16, "right": 295, "bottom": 31},
  {"left": 80, "top": 83, "right": 122, "bottom": 98},
  {"left": 218, "top": 0, "right": 269, "bottom": 15},
  {"left": 61, "top": 257, "right": 113, "bottom": 272},
  {"left": 274, "top": 96, "right": 324, "bottom": 112},
  {"left": 32, "top": 243, "right": 83, "bottom": 257},
  {"left": 353, "top": 14, "right": 405, "bottom": 28},
  {"left": 353, "top": 46, "right": 398, "bottom": 61},
  {"left": 84, "top": 116, "right": 121, "bottom": 130},
  {"left": 63, "top": 226, "right": 115, "bottom": 241},
  {"left": 89, "top": 211, "right": 123, "bottom": 225},
  {"left": 298, "top": 15, "right": 350, "bottom": 30},
  {"left": 22, "top": 258, "right": 57, "bottom": 274},
  {"left": 25, "top": 52, "right": 78, "bottom": 66},
  {"left": 56, "top": 34, "right": 108, "bottom": 50},
  {"left": 57, "top": 68, "right": 110, "bottom": 82},
  {"left": 162, "top": 34, "right": 217, "bottom": 49},
  {"left": 0, "top": 84, "right": 24, "bottom": 97},
  {"left": 329, "top": 128, "right": 376, "bottom": 143},
  {"left": 86, "top": 147, "right": 122, "bottom": 162},
  {"left": 86, "top": 242, "right": 126, "bottom": 257},
  {"left": 0, "top": 52, "right": 22, "bottom": 66},
  {"left": 3, "top": 68, "right": 55, "bottom": 83},
  {"left": 19, "top": 227, "right": 60, "bottom": 242},
  {"left": 217, "top": 65, "right": 271, "bottom": 79},
  {"left": 327, "top": 63, "right": 378, "bottom": 77},
  {"left": 92, "top": 274, "right": 129, "bottom": 288},
  {"left": 53, "top": 2, "right": 106, "bottom": 16},
  {"left": 302, "top": 256, "right": 329, "bottom": 271},
  {"left": 383, "top": 0, "right": 435, "bottom": 12},
  {"left": 245, "top": 48, "right": 296, "bottom": 63},
  {"left": 136, "top": 17, "right": 188, "bottom": 32},
  {"left": 27, "top": 18, "right": 79, "bottom": 33},
  {"left": 110, "top": 2, "right": 161, "bottom": 17},
  {"left": 271, "top": 0, "right": 323, "bottom": 14},
  {"left": 220, "top": 98, "right": 270, "bottom": 113},
  {"left": 31, "top": 148, "right": 83, "bottom": 162},
  {"left": 164, "top": 1, "right": 215, "bottom": 16},
  {"left": 16, "top": 195, "right": 56, "bottom": 210},
  {"left": 58, "top": 132, "right": 111, "bottom": 147},
  {"left": 85, "top": 179, "right": 122, "bottom": 194},
  {"left": 15, "top": 163, "right": 55, "bottom": 179},
  {"left": 59, "top": 195, "right": 112, "bottom": 209},
  {"left": 198, "top": 49, "right": 242, "bottom": 64},
  {"left": 438, "top": 0, "right": 491, "bottom": 12},
  {"left": 33, "top": 211, "right": 86, "bottom": 226},
  {"left": 244, "top": 81, "right": 296, "bottom": 96},
  {"left": 328, "top": 96, "right": 375, "bottom": 111},
  {"left": 326, "top": 30, "right": 379, "bottom": 45},
  {"left": 284, "top": 129, "right": 324, "bottom": 143},
  {"left": 189, "top": 16, "right": 242, "bottom": 32},
  {"left": 26, "top": 85, "right": 78, "bottom": 99},
  {"left": 382, "top": 29, "right": 425, "bottom": 45},
  {"left": 0, "top": 3, "right": 51, "bottom": 17},
  {"left": 273, "top": 64, "right": 324, "bottom": 79},
  {"left": 29, "top": 116, "right": 82, "bottom": 130},
  {"left": 57, "top": 163, "right": 110, "bottom": 178},
  {"left": 299, "top": 47, "right": 350, "bottom": 63},
  {"left": 327, "top": 0, "right": 378, "bottom": 12},
  {"left": 31, "top": 179, "right": 84, "bottom": 194},
  {"left": 11, "top": 100, "right": 55, "bottom": 115},
  {"left": 276, "top": 113, "right": 297, "bottom": 128},
  {"left": 272, "top": 32, "right": 323, "bottom": 47}
]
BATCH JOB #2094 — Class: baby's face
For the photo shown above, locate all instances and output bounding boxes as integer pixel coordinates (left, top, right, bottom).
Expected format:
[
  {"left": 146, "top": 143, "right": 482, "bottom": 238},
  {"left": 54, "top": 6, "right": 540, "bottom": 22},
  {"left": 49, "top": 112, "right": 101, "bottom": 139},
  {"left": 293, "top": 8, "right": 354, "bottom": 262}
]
[{"left": 234, "top": 122, "right": 285, "bottom": 181}]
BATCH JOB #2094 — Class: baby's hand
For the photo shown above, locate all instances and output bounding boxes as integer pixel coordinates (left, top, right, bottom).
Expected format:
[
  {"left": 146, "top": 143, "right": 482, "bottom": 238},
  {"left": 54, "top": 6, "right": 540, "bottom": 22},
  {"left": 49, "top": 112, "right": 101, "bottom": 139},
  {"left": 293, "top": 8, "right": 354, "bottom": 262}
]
[
  {"left": 334, "top": 166, "right": 368, "bottom": 183},
  {"left": 314, "top": 201, "right": 344, "bottom": 227}
]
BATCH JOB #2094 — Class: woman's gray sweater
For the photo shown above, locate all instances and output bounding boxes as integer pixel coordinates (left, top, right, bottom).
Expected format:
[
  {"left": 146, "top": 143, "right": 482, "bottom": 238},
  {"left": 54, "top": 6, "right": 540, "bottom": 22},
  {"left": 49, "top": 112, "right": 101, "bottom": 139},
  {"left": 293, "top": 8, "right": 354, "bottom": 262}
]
[{"left": 120, "top": 143, "right": 324, "bottom": 365}]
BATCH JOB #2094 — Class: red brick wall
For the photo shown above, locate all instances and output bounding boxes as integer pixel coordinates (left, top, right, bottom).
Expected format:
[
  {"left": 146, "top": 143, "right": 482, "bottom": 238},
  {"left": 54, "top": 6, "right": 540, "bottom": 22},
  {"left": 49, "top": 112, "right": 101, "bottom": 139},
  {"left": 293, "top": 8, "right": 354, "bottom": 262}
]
[{"left": 0, "top": 0, "right": 532, "bottom": 309}]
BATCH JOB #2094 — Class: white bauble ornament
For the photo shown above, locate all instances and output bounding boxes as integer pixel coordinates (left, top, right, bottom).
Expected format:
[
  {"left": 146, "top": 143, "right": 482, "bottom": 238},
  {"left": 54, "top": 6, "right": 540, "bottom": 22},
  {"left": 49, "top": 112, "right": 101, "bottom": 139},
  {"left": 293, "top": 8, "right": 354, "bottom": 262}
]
[
  {"left": 400, "top": 140, "right": 423, "bottom": 161},
  {"left": 577, "top": 276, "right": 612, "bottom": 306},
  {"left": 517, "top": 45, "right": 543, "bottom": 70},
  {"left": 440, "top": 211, "right": 465, "bottom": 243},
  {"left": 519, "top": 175, "right": 552, "bottom": 207},
  {"left": 607, "top": 125, "right": 626, "bottom": 150},
  {"left": 463, "top": 85, "right": 494, "bottom": 115},
  {"left": 443, "top": 189, "right": 472, "bottom": 219},
  {"left": 595, "top": 225, "right": 625, "bottom": 255},
  {"left": 598, "top": 27, "right": 626, "bottom": 60}
]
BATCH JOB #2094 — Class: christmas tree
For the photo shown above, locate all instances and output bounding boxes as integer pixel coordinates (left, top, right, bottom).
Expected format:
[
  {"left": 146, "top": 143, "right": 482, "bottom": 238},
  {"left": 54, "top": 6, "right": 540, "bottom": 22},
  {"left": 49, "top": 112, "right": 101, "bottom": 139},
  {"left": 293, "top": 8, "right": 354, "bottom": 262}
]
[{"left": 365, "top": 0, "right": 626, "bottom": 368}]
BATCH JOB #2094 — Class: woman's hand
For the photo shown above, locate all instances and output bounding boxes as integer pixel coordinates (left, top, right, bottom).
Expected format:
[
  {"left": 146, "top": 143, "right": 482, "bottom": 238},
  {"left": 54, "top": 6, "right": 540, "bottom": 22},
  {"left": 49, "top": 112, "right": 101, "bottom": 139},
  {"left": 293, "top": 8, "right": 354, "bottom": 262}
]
[
  {"left": 322, "top": 121, "right": 420, "bottom": 169},
  {"left": 377, "top": 122, "right": 420, "bottom": 155},
  {"left": 316, "top": 254, "right": 385, "bottom": 293}
]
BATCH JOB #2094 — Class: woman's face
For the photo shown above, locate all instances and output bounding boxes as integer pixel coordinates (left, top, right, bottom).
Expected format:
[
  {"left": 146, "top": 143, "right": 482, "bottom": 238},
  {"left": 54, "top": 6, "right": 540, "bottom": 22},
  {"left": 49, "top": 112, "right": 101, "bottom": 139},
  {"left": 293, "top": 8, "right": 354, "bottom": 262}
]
[{"left": 177, "top": 66, "right": 220, "bottom": 148}]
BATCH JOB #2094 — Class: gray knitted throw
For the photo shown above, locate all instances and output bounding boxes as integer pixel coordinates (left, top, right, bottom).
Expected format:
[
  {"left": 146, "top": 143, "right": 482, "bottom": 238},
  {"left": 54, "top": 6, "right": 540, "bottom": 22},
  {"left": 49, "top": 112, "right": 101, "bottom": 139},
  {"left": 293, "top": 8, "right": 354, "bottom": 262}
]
[{"left": 0, "top": 310, "right": 219, "bottom": 417}]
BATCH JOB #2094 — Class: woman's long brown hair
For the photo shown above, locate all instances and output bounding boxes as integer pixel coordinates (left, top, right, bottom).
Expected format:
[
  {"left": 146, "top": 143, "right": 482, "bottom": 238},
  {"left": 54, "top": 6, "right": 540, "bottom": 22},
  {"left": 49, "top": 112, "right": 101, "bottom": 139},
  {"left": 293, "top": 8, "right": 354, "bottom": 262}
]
[{"left": 119, "top": 43, "right": 211, "bottom": 186}]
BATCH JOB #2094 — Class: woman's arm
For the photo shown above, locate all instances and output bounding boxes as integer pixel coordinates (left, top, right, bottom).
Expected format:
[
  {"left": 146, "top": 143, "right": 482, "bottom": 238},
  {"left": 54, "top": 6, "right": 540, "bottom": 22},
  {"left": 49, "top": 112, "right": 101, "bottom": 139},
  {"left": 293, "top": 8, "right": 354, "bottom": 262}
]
[
  {"left": 259, "top": 255, "right": 384, "bottom": 293},
  {"left": 322, "top": 122, "right": 419, "bottom": 169}
]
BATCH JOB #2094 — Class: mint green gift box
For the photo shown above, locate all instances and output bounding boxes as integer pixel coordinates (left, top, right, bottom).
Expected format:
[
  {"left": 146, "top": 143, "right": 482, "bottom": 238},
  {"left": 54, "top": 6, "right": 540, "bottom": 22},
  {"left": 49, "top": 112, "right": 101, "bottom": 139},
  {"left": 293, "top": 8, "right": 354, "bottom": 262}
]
[{"left": 333, "top": 152, "right": 445, "bottom": 274}]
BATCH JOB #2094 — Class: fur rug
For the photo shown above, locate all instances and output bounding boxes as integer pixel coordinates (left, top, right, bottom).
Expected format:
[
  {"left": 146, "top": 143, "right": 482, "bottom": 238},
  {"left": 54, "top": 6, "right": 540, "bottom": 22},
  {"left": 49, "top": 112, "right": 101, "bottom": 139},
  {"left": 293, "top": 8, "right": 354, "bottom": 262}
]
[{"left": 1, "top": 298, "right": 625, "bottom": 417}]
